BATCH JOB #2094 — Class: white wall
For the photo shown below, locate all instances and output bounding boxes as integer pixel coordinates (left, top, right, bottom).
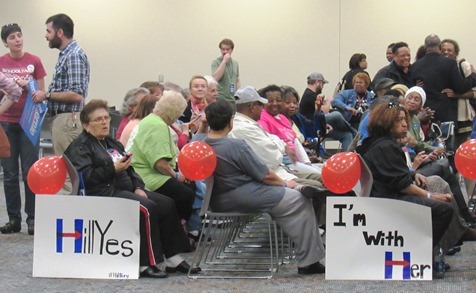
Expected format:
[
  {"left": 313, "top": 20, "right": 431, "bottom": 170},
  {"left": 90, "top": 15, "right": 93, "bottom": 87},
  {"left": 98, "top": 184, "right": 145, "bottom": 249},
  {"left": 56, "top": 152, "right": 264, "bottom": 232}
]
[{"left": 1, "top": 0, "right": 475, "bottom": 109}]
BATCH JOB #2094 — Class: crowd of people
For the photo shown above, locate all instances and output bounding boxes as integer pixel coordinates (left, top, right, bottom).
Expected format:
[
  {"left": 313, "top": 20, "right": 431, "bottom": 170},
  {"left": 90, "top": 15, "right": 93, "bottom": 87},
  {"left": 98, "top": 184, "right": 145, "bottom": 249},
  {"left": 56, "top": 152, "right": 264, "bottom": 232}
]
[{"left": 1, "top": 13, "right": 476, "bottom": 280}]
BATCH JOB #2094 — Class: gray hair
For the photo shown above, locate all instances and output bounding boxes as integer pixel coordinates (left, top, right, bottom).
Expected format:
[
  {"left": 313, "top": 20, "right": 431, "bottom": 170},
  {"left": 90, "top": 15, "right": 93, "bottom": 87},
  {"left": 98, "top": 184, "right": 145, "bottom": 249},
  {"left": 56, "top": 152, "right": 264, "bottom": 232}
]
[
  {"left": 120, "top": 87, "right": 150, "bottom": 116},
  {"left": 153, "top": 90, "right": 187, "bottom": 125},
  {"left": 204, "top": 75, "right": 218, "bottom": 87},
  {"left": 424, "top": 34, "right": 440, "bottom": 49}
]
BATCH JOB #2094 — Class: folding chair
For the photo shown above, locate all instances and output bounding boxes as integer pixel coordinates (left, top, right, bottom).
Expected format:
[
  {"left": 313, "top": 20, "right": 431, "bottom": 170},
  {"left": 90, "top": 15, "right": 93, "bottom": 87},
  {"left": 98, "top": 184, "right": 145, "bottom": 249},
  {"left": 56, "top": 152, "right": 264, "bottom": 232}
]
[
  {"left": 188, "top": 177, "right": 281, "bottom": 279},
  {"left": 357, "top": 154, "right": 373, "bottom": 197},
  {"left": 61, "top": 155, "right": 81, "bottom": 196}
]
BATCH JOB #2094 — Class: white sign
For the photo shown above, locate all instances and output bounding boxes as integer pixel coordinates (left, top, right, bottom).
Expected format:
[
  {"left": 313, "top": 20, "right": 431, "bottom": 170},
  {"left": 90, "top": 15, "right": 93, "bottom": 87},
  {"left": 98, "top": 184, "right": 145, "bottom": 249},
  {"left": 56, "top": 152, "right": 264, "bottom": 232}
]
[
  {"left": 326, "top": 197, "right": 432, "bottom": 280},
  {"left": 33, "top": 195, "right": 140, "bottom": 279}
]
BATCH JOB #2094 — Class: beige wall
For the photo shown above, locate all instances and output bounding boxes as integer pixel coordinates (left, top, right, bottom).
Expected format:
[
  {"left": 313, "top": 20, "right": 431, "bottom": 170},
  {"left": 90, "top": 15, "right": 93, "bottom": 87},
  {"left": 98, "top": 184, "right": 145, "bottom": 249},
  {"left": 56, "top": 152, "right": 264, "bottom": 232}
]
[{"left": 1, "top": 0, "right": 475, "bottom": 109}]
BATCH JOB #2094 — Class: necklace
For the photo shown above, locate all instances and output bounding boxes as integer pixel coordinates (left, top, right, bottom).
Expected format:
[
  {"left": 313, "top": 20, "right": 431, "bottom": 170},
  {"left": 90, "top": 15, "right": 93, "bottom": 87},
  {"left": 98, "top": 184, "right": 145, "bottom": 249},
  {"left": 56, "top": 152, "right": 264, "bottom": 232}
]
[{"left": 96, "top": 138, "right": 108, "bottom": 151}]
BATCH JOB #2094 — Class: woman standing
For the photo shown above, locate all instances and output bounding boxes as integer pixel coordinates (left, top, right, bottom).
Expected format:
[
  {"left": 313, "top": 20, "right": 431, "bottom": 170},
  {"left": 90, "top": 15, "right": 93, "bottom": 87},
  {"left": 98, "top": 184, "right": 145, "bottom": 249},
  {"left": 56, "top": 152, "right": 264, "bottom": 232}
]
[
  {"left": 0, "top": 23, "right": 47, "bottom": 235},
  {"left": 342, "top": 53, "right": 370, "bottom": 91}
]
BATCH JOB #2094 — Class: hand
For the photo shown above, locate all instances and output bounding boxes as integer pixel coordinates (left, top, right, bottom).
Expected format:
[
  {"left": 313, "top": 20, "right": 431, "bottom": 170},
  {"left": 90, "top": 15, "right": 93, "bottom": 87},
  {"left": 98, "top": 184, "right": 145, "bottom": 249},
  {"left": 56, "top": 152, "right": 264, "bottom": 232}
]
[
  {"left": 406, "top": 135, "right": 418, "bottom": 148},
  {"left": 416, "top": 79, "right": 425, "bottom": 88},
  {"left": 433, "top": 147, "right": 446, "bottom": 156},
  {"left": 442, "top": 88, "right": 456, "bottom": 98},
  {"left": 431, "top": 193, "right": 452, "bottom": 202},
  {"left": 222, "top": 53, "right": 231, "bottom": 63},
  {"left": 412, "top": 151, "right": 427, "bottom": 170},
  {"left": 175, "top": 171, "right": 191, "bottom": 184},
  {"left": 285, "top": 180, "right": 297, "bottom": 189},
  {"left": 347, "top": 107, "right": 359, "bottom": 116},
  {"left": 284, "top": 144, "right": 297, "bottom": 164},
  {"left": 417, "top": 107, "right": 434, "bottom": 122},
  {"left": 326, "top": 124, "right": 333, "bottom": 135},
  {"left": 32, "top": 90, "right": 46, "bottom": 103},
  {"left": 180, "top": 122, "right": 190, "bottom": 133},
  {"left": 15, "top": 78, "right": 28, "bottom": 88},
  {"left": 134, "top": 188, "right": 147, "bottom": 198},
  {"left": 414, "top": 173, "right": 428, "bottom": 189},
  {"left": 114, "top": 155, "right": 131, "bottom": 173}
]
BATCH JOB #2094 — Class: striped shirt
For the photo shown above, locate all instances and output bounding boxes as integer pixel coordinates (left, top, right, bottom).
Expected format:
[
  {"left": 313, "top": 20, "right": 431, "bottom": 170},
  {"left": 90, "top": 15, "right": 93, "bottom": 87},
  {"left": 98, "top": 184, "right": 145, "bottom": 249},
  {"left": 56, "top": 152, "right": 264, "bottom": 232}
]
[{"left": 48, "top": 40, "right": 90, "bottom": 113}]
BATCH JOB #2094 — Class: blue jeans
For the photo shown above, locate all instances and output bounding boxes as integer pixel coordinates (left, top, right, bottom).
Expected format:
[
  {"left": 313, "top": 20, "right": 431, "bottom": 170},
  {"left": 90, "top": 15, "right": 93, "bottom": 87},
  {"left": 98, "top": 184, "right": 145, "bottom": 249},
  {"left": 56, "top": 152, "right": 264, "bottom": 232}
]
[
  {"left": 0, "top": 122, "right": 39, "bottom": 223},
  {"left": 325, "top": 111, "right": 356, "bottom": 151}
]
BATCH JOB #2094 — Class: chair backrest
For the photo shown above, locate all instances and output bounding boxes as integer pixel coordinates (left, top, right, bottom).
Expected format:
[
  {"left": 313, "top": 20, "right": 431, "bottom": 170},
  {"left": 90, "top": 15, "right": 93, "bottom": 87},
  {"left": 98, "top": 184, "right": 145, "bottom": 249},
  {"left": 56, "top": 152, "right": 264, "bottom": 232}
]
[
  {"left": 357, "top": 154, "right": 373, "bottom": 197},
  {"left": 200, "top": 176, "right": 214, "bottom": 217},
  {"left": 61, "top": 154, "right": 80, "bottom": 195},
  {"left": 109, "top": 111, "right": 123, "bottom": 139}
]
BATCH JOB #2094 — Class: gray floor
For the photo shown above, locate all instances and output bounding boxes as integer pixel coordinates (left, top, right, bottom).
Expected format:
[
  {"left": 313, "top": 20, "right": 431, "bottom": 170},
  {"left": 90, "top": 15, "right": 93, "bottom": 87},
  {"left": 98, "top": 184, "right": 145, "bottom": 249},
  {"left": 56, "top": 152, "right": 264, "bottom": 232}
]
[{"left": 0, "top": 177, "right": 476, "bottom": 292}]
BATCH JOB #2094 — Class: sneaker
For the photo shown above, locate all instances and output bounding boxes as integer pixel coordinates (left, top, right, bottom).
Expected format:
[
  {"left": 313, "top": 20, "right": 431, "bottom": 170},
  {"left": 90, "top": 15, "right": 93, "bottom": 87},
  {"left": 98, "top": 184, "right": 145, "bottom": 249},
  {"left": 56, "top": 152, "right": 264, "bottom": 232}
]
[
  {"left": 0, "top": 220, "right": 21, "bottom": 234},
  {"left": 27, "top": 221, "right": 34, "bottom": 235}
]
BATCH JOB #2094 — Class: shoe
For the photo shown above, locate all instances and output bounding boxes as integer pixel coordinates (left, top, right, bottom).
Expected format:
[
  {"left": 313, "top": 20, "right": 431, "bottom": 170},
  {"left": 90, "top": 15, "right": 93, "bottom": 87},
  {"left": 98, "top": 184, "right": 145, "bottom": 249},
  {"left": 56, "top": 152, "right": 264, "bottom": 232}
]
[
  {"left": 300, "top": 186, "right": 332, "bottom": 199},
  {"left": 445, "top": 263, "right": 451, "bottom": 271},
  {"left": 140, "top": 266, "right": 168, "bottom": 278},
  {"left": 27, "top": 221, "right": 34, "bottom": 236},
  {"left": 165, "top": 261, "right": 201, "bottom": 274},
  {"left": 446, "top": 246, "right": 461, "bottom": 256},
  {"left": 0, "top": 220, "right": 21, "bottom": 234},
  {"left": 298, "top": 261, "right": 325, "bottom": 274}
]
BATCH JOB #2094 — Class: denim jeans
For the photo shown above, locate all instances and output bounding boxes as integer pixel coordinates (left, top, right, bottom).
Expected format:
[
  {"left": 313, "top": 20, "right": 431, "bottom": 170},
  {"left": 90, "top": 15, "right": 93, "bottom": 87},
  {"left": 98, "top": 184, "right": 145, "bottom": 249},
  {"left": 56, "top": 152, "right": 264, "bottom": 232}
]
[
  {"left": 0, "top": 122, "right": 39, "bottom": 223},
  {"left": 325, "top": 111, "right": 356, "bottom": 151}
]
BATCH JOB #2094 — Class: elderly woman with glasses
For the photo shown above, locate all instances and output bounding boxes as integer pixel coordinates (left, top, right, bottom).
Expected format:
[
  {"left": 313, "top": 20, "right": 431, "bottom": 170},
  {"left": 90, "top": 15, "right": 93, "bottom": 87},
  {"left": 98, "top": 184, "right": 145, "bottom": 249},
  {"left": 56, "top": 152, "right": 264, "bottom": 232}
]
[{"left": 64, "top": 99, "right": 200, "bottom": 279}]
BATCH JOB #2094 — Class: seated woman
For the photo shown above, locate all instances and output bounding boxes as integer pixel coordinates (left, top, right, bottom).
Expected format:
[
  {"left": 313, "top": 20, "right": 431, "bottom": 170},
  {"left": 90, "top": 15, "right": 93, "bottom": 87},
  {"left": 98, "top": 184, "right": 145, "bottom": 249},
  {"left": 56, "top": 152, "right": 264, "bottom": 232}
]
[
  {"left": 119, "top": 94, "right": 159, "bottom": 149},
  {"left": 180, "top": 75, "right": 208, "bottom": 124},
  {"left": 404, "top": 86, "right": 476, "bottom": 223},
  {"left": 204, "top": 99, "right": 326, "bottom": 275},
  {"left": 115, "top": 87, "right": 150, "bottom": 140},
  {"left": 341, "top": 53, "right": 371, "bottom": 91},
  {"left": 258, "top": 85, "right": 321, "bottom": 174},
  {"left": 280, "top": 85, "right": 325, "bottom": 163},
  {"left": 64, "top": 99, "right": 200, "bottom": 278},
  {"left": 356, "top": 101, "right": 453, "bottom": 250},
  {"left": 332, "top": 72, "right": 375, "bottom": 130},
  {"left": 129, "top": 91, "right": 196, "bottom": 224}
]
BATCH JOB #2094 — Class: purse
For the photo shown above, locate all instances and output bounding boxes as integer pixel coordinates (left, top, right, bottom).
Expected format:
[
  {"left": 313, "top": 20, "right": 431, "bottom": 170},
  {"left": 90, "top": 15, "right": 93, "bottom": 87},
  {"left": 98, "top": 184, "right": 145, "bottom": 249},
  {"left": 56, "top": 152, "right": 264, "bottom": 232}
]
[{"left": 0, "top": 125, "right": 10, "bottom": 158}]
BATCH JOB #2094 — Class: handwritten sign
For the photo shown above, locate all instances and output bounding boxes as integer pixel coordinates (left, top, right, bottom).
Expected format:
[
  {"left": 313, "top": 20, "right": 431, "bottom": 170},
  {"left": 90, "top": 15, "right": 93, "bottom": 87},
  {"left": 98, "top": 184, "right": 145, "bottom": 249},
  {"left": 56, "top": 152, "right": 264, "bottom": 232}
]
[{"left": 326, "top": 197, "right": 432, "bottom": 280}]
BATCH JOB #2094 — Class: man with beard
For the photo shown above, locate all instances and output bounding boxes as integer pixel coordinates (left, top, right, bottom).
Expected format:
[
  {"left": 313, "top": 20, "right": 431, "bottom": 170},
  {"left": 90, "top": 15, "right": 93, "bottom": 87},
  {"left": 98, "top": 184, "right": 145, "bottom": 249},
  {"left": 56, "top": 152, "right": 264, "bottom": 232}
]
[
  {"left": 41, "top": 13, "right": 89, "bottom": 193},
  {"left": 42, "top": 13, "right": 89, "bottom": 157},
  {"left": 300, "top": 72, "right": 356, "bottom": 151}
]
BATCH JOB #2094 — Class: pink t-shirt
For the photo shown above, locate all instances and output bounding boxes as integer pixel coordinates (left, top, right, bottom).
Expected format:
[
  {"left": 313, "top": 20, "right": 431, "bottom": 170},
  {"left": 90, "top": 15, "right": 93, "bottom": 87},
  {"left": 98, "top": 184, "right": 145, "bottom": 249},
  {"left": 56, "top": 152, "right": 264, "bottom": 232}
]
[
  {"left": 0, "top": 52, "right": 47, "bottom": 123},
  {"left": 258, "top": 109, "right": 297, "bottom": 152}
]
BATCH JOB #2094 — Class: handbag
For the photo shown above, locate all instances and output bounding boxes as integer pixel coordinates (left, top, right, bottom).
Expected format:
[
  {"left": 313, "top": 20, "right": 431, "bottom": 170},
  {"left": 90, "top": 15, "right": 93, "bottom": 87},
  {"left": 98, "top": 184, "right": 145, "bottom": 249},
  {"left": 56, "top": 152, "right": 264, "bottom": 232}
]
[{"left": 0, "top": 125, "right": 10, "bottom": 158}]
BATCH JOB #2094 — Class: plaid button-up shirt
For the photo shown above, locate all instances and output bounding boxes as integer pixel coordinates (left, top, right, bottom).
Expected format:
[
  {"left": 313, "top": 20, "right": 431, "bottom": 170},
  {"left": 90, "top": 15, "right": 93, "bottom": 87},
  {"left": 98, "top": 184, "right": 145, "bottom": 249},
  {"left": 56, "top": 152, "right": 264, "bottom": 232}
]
[{"left": 48, "top": 40, "right": 90, "bottom": 113}]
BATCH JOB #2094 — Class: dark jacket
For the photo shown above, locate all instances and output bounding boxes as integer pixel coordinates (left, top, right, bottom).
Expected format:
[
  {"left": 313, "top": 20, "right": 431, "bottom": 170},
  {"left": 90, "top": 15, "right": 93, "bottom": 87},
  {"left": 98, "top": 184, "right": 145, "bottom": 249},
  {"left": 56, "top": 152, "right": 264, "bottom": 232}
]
[
  {"left": 64, "top": 131, "right": 145, "bottom": 196},
  {"left": 373, "top": 61, "right": 414, "bottom": 89},
  {"left": 411, "top": 52, "right": 476, "bottom": 123}
]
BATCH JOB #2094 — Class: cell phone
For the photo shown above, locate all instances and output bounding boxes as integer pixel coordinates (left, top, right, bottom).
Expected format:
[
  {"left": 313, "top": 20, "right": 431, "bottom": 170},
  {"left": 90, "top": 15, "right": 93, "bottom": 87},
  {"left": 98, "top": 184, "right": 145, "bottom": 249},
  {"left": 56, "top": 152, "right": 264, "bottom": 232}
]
[
  {"left": 192, "top": 114, "right": 203, "bottom": 123},
  {"left": 122, "top": 152, "right": 132, "bottom": 162}
]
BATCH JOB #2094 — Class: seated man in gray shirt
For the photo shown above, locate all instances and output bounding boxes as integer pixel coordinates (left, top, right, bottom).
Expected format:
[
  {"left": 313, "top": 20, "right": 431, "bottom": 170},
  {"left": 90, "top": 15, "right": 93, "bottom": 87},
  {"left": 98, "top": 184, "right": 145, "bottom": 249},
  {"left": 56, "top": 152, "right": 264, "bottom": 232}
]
[{"left": 204, "top": 99, "right": 326, "bottom": 275}]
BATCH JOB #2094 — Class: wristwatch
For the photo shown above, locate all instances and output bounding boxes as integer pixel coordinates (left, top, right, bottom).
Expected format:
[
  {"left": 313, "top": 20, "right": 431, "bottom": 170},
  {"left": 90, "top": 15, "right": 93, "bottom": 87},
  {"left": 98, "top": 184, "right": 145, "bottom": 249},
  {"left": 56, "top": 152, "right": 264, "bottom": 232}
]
[{"left": 45, "top": 92, "right": 51, "bottom": 101}]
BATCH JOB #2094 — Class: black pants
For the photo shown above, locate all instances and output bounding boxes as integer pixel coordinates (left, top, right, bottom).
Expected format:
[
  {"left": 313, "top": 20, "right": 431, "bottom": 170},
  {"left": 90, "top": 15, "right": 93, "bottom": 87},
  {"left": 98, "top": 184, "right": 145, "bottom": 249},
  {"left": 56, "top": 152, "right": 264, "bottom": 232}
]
[
  {"left": 113, "top": 190, "right": 190, "bottom": 266},
  {"left": 398, "top": 195, "right": 453, "bottom": 247},
  {"left": 154, "top": 178, "right": 195, "bottom": 221},
  {"left": 417, "top": 160, "right": 471, "bottom": 220}
]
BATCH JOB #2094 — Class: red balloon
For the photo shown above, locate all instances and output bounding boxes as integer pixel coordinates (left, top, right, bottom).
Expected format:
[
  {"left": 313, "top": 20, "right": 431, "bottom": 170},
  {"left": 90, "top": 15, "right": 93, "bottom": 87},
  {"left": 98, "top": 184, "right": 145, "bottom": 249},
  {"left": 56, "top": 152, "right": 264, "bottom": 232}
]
[
  {"left": 455, "top": 139, "right": 476, "bottom": 180},
  {"left": 178, "top": 141, "right": 217, "bottom": 181},
  {"left": 321, "top": 152, "right": 361, "bottom": 194},
  {"left": 27, "top": 156, "right": 67, "bottom": 194}
]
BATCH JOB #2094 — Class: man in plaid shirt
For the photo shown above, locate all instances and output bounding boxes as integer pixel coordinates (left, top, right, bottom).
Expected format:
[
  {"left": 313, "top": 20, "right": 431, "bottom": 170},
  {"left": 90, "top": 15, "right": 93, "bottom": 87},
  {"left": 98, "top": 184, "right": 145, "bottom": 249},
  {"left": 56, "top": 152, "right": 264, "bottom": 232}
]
[{"left": 41, "top": 13, "right": 89, "bottom": 156}]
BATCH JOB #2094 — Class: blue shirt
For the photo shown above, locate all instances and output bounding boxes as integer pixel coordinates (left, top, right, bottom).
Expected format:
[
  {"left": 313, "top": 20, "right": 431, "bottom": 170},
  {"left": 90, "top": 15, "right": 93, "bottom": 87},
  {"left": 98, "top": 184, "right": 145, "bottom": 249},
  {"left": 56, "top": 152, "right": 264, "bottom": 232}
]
[{"left": 48, "top": 40, "right": 90, "bottom": 112}]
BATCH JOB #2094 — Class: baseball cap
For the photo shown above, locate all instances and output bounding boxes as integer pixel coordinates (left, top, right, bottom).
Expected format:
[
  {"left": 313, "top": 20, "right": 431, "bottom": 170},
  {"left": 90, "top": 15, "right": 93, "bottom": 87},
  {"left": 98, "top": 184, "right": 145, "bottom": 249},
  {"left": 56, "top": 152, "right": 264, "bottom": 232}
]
[
  {"left": 234, "top": 86, "right": 268, "bottom": 105},
  {"left": 373, "top": 78, "right": 395, "bottom": 92},
  {"left": 307, "top": 72, "right": 328, "bottom": 83}
]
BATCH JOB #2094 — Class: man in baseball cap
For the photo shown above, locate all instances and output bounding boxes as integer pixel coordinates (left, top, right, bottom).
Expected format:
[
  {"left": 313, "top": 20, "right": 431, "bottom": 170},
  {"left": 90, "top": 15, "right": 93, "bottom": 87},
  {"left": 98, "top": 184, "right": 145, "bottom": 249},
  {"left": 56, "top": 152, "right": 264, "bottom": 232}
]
[{"left": 234, "top": 86, "right": 268, "bottom": 105}]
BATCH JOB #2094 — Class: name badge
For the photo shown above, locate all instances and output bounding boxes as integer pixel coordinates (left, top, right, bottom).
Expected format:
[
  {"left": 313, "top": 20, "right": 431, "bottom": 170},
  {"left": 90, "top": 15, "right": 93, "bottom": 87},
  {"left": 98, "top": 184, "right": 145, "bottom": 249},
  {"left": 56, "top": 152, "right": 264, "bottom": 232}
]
[{"left": 229, "top": 83, "right": 235, "bottom": 94}]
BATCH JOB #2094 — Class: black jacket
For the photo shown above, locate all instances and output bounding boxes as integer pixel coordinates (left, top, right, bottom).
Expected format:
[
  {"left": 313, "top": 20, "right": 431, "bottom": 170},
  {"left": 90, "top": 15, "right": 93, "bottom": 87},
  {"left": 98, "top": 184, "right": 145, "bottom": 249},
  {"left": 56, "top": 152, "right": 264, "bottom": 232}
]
[
  {"left": 373, "top": 61, "right": 414, "bottom": 89},
  {"left": 64, "top": 131, "right": 145, "bottom": 196}
]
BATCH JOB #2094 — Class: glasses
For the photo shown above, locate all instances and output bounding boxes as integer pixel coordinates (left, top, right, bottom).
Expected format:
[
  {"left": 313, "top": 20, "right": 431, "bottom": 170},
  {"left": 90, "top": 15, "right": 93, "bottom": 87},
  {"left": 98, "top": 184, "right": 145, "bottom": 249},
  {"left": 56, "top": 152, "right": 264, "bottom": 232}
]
[
  {"left": 387, "top": 101, "right": 403, "bottom": 109},
  {"left": 89, "top": 116, "right": 111, "bottom": 123}
]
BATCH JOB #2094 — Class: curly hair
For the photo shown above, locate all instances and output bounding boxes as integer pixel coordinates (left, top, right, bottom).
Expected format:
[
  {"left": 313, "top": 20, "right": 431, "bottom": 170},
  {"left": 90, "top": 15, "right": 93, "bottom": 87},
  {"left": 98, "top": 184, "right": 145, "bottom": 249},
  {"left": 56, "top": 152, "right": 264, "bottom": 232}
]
[
  {"left": 80, "top": 99, "right": 108, "bottom": 124},
  {"left": 153, "top": 90, "right": 187, "bottom": 125}
]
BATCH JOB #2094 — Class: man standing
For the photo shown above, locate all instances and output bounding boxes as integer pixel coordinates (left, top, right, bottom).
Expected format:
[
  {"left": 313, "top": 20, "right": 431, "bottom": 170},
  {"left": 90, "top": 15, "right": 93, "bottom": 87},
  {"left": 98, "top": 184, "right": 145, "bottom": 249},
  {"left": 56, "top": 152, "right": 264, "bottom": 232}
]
[
  {"left": 42, "top": 13, "right": 89, "bottom": 155},
  {"left": 440, "top": 38, "right": 476, "bottom": 147},
  {"left": 204, "top": 99, "right": 326, "bottom": 275},
  {"left": 411, "top": 35, "right": 476, "bottom": 133},
  {"left": 374, "top": 42, "right": 413, "bottom": 88},
  {"left": 211, "top": 38, "right": 240, "bottom": 103}
]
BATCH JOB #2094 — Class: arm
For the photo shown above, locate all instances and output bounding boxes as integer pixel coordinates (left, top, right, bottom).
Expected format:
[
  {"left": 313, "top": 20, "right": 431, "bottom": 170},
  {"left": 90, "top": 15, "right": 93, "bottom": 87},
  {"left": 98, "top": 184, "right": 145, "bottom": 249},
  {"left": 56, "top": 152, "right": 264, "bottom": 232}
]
[
  {"left": 400, "top": 182, "right": 451, "bottom": 202},
  {"left": 154, "top": 158, "right": 187, "bottom": 183},
  {"left": 262, "top": 169, "right": 286, "bottom": 186},
  {"left": 212, "top": 55, "right": 231, "bottom": 82}
]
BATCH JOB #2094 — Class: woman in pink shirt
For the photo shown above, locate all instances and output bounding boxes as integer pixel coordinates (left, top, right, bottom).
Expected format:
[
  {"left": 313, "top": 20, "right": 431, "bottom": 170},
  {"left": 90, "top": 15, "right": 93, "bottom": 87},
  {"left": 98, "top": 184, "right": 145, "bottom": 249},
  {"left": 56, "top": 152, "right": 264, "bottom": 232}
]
[{"left": 258, "top": 85, "right": 321, "bottom": 174}]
